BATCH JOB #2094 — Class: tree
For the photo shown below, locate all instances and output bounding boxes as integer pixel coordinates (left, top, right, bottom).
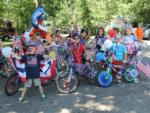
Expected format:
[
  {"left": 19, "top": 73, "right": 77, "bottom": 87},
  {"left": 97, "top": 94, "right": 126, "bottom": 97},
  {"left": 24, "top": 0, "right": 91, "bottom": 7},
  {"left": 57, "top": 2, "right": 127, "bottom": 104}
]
[{"left": 0, "top": 0, "right": 149, "bottom": 33}]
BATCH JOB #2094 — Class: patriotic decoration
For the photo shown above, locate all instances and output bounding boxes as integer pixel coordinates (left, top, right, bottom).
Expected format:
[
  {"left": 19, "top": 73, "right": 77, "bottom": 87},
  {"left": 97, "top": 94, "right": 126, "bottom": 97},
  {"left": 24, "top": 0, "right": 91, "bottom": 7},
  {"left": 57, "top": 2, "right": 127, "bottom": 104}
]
[
  {"left": 86, "top": 50, "right": 95, "bottom": 60},
  {"left": 36, "top": 43, "right": 45, "bottom": 55},
  {"left": 15, "top": 60, "right": 26, "bottom": 82},
  {"left": 14, "top": 58, "right": 56, "bottom": 82},
  {"left": 136, "top": 61, "right": 150, "bottom": 79},
  {"left": 40, "top": 59, "right": 56, "bottom": 82},
  {"left": 125, "top": 43, "right": 135, "bottom": 55}
]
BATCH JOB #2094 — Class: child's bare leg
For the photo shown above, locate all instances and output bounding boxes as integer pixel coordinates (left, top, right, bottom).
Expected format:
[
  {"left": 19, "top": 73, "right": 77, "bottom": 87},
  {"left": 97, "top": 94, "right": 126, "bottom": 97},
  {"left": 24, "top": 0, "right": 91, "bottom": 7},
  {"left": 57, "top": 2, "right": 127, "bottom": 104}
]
[
  {"left": 4, "top": 65, "right": 9, "bottom": 76},
  {"left": 38, "top": 85, "right": 44, "bottom": 95},
  {"left": 19, "top": 79, "right": 31, "bottom": 101},
  {"left": 19, "top": 88, "right": 27, "bottom": 102},
  {"left": 34, "top": 78, "right": 45, "bottom": 98},
  {"left": 21, "top": 88, "right": 27, "bottom": 97},
  {"left": 38, "top": 85, "right": 46, "bottom": 99}
]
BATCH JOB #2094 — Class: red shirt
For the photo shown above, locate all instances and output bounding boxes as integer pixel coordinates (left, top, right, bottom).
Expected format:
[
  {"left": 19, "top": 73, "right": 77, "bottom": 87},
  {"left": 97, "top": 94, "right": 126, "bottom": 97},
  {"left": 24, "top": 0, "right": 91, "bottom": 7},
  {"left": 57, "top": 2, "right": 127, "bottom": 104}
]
[{"left": 71, "top": 43, "right": 86, "bottom": 64}]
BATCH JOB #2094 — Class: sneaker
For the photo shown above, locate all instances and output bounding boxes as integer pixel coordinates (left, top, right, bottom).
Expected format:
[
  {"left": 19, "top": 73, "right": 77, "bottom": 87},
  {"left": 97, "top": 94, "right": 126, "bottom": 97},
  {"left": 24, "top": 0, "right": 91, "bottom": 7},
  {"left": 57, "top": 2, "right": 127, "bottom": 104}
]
[
  {"left": 117, "top": 79, "right": 122, "bottom": 83},
  {"left": 19, "top": 97, "right": 25, "bottom": 102},
  {"left": 41, "top": 94, "right": 46, "bottom": 100}
]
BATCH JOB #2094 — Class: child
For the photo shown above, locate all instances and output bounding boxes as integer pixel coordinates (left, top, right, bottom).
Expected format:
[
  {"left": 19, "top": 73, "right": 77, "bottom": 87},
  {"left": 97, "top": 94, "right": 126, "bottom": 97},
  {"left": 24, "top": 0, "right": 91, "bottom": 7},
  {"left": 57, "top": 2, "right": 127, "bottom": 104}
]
[
  {"left": 12, "top": 45, "right": 46, "bottom": 102},
  {"left": 0, "top": 39, "right": 3, "bottom": 55},
  {"left": 70, "top": 24, "right": 80, "bottom": 38},
  {"left": 112, "top": 35, "right": 127, "bottom": 82},
  {"left": 94, "top": 27, "right": 106, "bottom": 50},
  {"left": 0, "top": 39, "right": 5, "bottom": 66},
  {"left": 13, "top": 32, "right": 24, "bottom": 54},
  {"left": 0, "top": 39, "right": 9, "bottom": 76},
  {"left": 70, "top": 36, "right": 86, "bottom": 64},
  {"left": 55, "top": 30, "right": 63, "bottom": 42},
  {"left": 80, "top": 28, "right": 89, "bottom": 46},
  {"left": 124, "top": 28, "right": 139, "bottom": 55}
]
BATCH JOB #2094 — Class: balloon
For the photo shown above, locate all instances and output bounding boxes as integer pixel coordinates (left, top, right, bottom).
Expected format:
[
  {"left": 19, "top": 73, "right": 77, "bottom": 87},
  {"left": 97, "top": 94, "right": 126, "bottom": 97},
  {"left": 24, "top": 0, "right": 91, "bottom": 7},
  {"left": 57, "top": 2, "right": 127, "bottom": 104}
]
[
  {"left": 29, "top": 27, "right": 47, "bottom": 39},
  {"left": 49, "top": 51, "right": 56, "bottom": 59},
  {"left": 29, "top": 28, "right": 36, "bottom": 37},
  {"left": 31, "top": 6, "right": 45, "bottom": 27},
  {"left": 103, "top": 39, "right": 113, "bottom": 49},
  {"left": 108, "top": 29, "right": 116, "bottom": 38},
  {"left": 98, "top": 71, "right": 112, "bottom": 87},
  {"left": 31, "top": 6, "right": 49, "bottom": 39},
  {"left": 23, "top": 31, "right": 30, "bottom": 42},
  {"left": 2, "top": 47, "right": 12, "bottom": 58},
  {"left": 96, "top": 52, "right": 105, "bottom": 62}
]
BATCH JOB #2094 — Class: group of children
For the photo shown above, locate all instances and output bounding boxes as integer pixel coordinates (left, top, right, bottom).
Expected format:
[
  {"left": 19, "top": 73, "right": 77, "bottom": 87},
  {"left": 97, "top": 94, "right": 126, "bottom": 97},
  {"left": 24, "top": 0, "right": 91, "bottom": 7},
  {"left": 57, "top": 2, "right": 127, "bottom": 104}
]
[{"left": 0, "top": 25, "right": 141, "bottom": 102}]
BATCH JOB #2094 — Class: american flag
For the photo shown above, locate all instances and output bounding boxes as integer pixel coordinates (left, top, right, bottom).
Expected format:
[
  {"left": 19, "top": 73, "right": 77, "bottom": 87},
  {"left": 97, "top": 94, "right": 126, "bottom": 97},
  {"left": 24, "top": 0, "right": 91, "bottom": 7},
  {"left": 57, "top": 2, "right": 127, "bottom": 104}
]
[
  {"left": 86, "top": 50, "right": 95, "bottom": 61},
  {"left": 136, "top": 61, "right": 150, "bottom": 79},
  {"left": 10, "top": 57, "right": 56, "bottom": 82},
  {"left": 36, "top": 43, "right": 45, "bottom": 55}
]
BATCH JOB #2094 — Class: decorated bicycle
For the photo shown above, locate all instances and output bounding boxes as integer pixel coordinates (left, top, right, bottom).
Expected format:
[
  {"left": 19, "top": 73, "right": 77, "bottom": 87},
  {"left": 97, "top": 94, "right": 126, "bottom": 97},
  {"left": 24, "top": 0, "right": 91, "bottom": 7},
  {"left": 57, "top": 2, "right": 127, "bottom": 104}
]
[{"left": 98, "top": 37, "right": 139, "bottom": 87}]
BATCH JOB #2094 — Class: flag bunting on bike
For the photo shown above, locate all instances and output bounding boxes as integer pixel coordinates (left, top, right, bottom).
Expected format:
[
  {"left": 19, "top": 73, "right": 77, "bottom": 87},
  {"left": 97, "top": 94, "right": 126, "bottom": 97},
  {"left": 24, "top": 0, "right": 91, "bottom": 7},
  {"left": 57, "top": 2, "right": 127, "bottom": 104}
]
[
  {"left": 14, "top": 59, "right": 56, "bottom": 82},
  {"left": 136, "top": 61, "right": 150, "bottom": 79},
  {"left": 40, "top": 59, "right": 56, "bottom": 82}
]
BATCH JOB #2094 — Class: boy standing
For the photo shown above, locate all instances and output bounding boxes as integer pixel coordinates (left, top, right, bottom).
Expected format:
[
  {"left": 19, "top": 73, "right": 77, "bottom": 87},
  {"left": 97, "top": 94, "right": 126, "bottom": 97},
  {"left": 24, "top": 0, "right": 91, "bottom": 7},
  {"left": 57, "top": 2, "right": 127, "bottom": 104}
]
[
  {"left": 12, "top": 45, "right": 46, "bottom": 102},
  {"left": 70, "top": 37, "right": 86, "bottom": 64}
]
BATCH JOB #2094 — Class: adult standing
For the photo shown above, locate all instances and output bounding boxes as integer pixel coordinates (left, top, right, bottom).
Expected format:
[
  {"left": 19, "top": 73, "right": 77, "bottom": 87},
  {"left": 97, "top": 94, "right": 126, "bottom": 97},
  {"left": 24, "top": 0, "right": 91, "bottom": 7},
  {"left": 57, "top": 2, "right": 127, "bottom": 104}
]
[
  {"left": 95, "top": 23, "right": 100, "bottom": 36},
  {"left": 135, "top": 24, "right": 143, "bottom": 43},
  {"left": 68, "top": 24, "right": 80, "bottom": 39},
  {"left": 55, "top": 29, "right": 63, "bottom": 42},
  {"left": 28, "top": 32, "right": 45, "bottom": 55},
  {"left": 12, "top": 31, "right": 24, "bottom": 54}
]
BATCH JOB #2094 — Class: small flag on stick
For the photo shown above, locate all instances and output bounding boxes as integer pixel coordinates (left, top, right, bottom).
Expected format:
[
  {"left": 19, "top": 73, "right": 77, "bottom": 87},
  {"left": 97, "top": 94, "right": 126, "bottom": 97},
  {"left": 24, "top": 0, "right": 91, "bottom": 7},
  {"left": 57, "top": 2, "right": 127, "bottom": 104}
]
[{"left": 137, "top": 61, "right": 150, "bottom": 79}]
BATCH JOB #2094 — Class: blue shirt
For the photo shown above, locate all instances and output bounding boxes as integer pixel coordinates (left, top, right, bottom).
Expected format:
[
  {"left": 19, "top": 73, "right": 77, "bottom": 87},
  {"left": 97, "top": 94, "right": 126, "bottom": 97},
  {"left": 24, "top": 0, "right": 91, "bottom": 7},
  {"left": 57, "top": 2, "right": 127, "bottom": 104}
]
[{"left": 112, "top": 44, "right": 127, "bottom": 61}]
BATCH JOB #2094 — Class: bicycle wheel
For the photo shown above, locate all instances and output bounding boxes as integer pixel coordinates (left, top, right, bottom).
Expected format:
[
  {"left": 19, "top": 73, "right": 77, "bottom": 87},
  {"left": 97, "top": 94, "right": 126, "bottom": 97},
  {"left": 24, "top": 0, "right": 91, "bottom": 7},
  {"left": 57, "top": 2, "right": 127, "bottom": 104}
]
[
  {"left": 41, "top": 78, "right": 53, "bottom": 86},
  {"left": 98, "top": 71, "right": 113, "bottom": 87},
  {"left": 124, "top": 68, "right": 138, "bottom": 83},
  {"left": 5, "top": 74, "right": 21, "bottom": 96},
  {"left": 56, "top": 71, "right": 79, "bottom": 94},
  {"left": 124, "top": 74, "right": 134, "bottom": 82}
]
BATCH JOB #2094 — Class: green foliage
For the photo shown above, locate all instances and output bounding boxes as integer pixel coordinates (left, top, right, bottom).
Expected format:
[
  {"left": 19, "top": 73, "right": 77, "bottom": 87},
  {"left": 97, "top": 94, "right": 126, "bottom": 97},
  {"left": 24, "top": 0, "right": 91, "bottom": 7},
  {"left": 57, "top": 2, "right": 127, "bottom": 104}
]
[{"left": 0, "top": 0, "right": 149, "bottom": 34}]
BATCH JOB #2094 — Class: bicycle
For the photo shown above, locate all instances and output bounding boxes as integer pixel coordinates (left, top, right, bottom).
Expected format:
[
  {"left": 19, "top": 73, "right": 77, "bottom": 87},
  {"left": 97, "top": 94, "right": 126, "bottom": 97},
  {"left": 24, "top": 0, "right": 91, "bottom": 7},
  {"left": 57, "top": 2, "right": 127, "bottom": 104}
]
[
  {"left": 98, "top": 54, "right": 139, "bottom": 87},
  {"left": 0, "top": 55, "right": 15, "bottom": 78},
  {"left": 55, "top": 45, "right": 102, "bottom": 93},
  {"left": 5, "top": 53, "right": 74, "bottom": 96}
]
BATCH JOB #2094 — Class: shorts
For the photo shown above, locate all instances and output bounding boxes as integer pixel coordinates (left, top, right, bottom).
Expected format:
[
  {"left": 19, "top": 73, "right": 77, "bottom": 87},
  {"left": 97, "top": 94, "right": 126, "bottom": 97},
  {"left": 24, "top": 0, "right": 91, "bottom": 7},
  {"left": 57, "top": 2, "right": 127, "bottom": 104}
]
[
  {"left": 24, "top": 78, "right": 41, "bottom": 88},
  {"left": 112, "top": 60, "right": 123, "bottom": 66}
]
